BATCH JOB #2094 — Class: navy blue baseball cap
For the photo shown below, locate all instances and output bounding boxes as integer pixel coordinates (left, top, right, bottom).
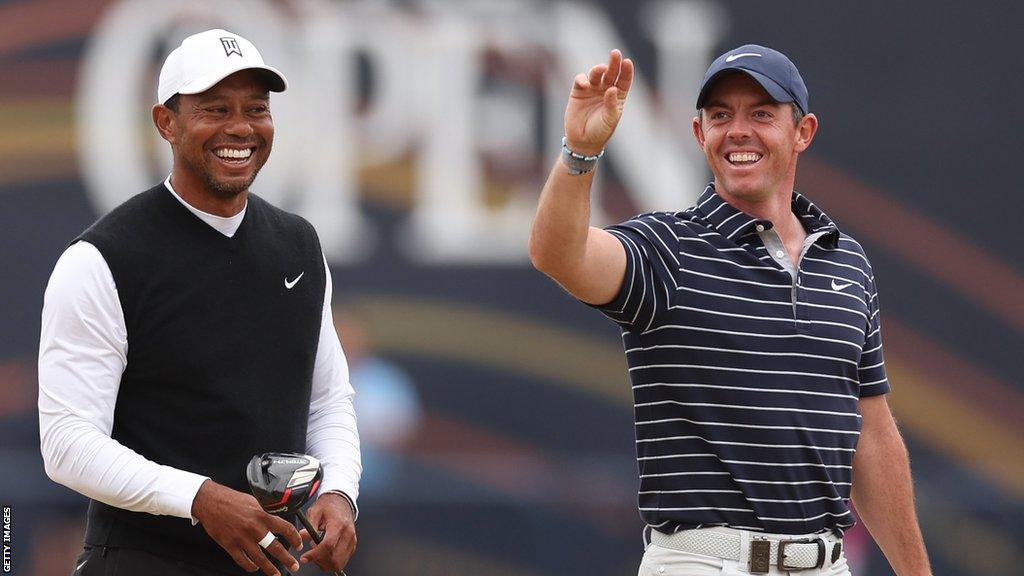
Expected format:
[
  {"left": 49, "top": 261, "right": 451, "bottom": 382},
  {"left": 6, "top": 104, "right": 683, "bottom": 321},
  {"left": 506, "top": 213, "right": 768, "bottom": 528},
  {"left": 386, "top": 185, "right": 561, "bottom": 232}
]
[{"left": 695, "top": 44, "right": 809, "bottom": 114}]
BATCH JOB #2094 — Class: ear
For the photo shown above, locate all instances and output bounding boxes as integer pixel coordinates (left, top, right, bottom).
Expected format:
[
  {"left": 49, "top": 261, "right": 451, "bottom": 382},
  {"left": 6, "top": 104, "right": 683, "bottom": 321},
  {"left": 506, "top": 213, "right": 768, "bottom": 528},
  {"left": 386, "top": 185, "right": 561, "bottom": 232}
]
[
  {"left": 794, "top": 112, "right": 818, "bottom": 153},
  {"left": 152, "top": 104, "right": 177, "bottom": 144},
  {"left": 692, "top": 113, "right": 706, "bottom": 151}
]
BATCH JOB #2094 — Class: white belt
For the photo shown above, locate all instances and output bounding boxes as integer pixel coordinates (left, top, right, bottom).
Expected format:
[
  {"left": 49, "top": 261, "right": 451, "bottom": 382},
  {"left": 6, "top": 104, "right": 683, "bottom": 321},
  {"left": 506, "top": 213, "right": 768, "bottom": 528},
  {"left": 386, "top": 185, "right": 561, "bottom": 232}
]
[{"left": 649, "top": 527, "right": 842, "bottom": 573}]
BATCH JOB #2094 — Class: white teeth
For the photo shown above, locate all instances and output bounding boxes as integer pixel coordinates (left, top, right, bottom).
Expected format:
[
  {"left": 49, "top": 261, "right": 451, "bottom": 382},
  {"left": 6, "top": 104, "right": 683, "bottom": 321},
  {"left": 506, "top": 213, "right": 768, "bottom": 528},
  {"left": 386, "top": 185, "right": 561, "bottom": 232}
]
[
  {"left": 215, "top": 148, "right": 252, "bottom": 159},
  {"left": 728, "top": 152, "right": 762, "bottom": 163}
]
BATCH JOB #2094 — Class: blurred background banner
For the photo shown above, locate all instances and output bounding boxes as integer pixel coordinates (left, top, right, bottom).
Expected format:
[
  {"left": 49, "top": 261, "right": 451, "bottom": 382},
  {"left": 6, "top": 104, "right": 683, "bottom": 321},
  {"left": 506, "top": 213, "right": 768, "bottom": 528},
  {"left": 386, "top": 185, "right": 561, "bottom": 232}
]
[{"left": 1, "top": 0, "right": 1021, "bottom": 574}]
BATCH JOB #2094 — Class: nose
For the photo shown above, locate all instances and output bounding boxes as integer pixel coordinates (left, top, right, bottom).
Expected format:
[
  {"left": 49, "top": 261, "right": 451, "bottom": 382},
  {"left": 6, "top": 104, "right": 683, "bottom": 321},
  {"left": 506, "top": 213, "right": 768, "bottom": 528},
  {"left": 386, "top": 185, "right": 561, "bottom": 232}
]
[
  {"left": 726, "top": 115, "right": 752, "bottom": 142},
  {"left": 224, "top": 111, "right": 254, "bottom": 138}
]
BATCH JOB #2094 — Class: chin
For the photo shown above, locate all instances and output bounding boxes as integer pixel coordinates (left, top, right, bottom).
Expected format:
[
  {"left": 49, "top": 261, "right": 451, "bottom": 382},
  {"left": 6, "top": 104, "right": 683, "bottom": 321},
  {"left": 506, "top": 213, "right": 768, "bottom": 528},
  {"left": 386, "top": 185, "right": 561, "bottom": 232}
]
[
  {"left": 718, "top": 177, "right": 767, "bottom": 200},
  {"left": 204, "top": 172, "right": 257, "bottom": 198},
  {"left": 204, "top": 163, "right": 264, "bottom": 198}
]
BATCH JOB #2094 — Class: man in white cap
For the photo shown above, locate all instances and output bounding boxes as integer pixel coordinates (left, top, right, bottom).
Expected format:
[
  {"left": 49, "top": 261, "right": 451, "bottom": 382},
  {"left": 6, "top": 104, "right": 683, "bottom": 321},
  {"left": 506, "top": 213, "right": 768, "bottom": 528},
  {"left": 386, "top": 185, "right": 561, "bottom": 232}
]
[{"left": 39, "top": 29, "right": 361, "bottom": 575}]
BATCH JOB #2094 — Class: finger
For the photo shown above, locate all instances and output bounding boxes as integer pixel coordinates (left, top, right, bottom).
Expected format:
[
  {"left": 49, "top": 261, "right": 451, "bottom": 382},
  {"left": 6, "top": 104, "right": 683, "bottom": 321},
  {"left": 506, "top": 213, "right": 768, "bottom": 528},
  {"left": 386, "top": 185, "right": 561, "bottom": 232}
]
[
  {"left": 606, "top": 49, "right": 622, "bottom": 85},
  {"left": 228, "top": 548, "right": 260, "bottom": 573},
  {"left": 572, "top": 73, "right": 590, "bottom": 92},
  {"left": 243, "top": 545, "right": 280, "bottom": 576},
  {"left": 300, "top": 522, "right": 340, "bottom": 568},
  {"left": 300, "top": 536, "right": 329, "bottom": 566},
  {"left": 588, "top": 64, "right": 608, "bottom": 88},
  {"left": 617, "top": 58, "right": 635, "bottom": 94},
  {"left": 268, "top": 515, "right": 302, "bottom": 551},
  {"left": 321, "top": 520, "right": 350, "bottom": 571},
  {"left": 265, "top": 540, "right": 301, "bottom": 574},
  {"left": 332, "top": 526, "right": 357, "bottom": 569}
]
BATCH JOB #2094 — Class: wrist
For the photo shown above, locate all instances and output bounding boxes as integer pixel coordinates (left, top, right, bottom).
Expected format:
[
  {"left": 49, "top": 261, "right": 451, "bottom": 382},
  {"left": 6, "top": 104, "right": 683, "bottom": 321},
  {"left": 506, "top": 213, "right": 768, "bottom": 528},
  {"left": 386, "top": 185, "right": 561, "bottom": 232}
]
[
  {"left": 190, "top": 479, "right": 214, "bottom": 523},
  {"left": 563, "top": 137, "right": 603, "bottom": 157},
  {"left": 320, "top": 491, "right": 357, "bottom": 520},
  {"left": 560, "top": 137, "right": 605, "bottom": 175}
]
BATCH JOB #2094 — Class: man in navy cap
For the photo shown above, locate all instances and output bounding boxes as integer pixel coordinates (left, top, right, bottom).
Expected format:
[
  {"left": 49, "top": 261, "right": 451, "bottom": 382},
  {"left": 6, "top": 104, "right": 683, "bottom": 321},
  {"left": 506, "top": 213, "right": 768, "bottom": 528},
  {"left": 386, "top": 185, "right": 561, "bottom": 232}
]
[{"left": 529, "top": 45, "right": 931, "bottom": 575}]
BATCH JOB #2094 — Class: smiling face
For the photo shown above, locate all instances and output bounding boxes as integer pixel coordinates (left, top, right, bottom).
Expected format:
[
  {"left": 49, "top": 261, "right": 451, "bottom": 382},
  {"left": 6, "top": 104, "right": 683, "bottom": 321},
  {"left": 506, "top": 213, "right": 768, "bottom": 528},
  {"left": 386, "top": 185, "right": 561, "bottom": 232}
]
[
  {"left": 155, "top": 69, "right": 274, "bottom": 202},
  {"left": 692, "top": 73, "right": 817, "bottom": 205}
]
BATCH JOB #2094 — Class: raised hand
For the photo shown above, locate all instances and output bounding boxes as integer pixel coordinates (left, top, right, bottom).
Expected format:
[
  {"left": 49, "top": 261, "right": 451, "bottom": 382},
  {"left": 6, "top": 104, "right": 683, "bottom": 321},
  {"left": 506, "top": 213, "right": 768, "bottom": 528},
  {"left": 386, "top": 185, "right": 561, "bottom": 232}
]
[
  {"left": 191, "top": 480, "right": 303, "bottom": 576},
  {"left": 564, "top": 49, "right": 634, "bottom": 157}
]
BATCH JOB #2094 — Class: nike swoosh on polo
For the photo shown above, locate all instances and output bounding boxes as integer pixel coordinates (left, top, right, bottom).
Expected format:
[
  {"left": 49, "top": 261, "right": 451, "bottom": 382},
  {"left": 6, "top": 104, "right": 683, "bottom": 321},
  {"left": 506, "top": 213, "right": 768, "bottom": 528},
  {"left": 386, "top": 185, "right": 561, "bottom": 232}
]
[
  {"left": 285, "top": 272, "right": 305, "bottom": 290},
  {"left": 75, "top": 559, "right": 88, "bottom": 573},
  {"left": 726, "top": 52, "right": 762, "bottom": 63},
  {"left": 831, "top": 279, "right": 853, "bottom": 291}
]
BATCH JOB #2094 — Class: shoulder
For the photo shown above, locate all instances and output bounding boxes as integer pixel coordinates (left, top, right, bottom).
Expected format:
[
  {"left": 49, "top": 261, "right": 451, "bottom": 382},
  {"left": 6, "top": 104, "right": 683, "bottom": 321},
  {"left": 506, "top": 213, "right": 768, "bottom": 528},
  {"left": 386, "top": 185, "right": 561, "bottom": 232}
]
[
  {"left": 246, "top": 193, "right": 318, "bottom": 237},
  {"left": 246, "top": 194, "right": 324, "bottom": 263},
  {"left": 50, "top": 241, "right": 111, "bottom": 284},
  {"left": 834, "top": 233, "right": 875, "bottom": 273},
  {"left": 77, "top": 185, "right": 167, "bottom": 248},
  {"left": 44, "top": 241, "right": 118, "bottom": 313},
  {"left": 610, "top": 210, "right": 705, "bottom": 241}
]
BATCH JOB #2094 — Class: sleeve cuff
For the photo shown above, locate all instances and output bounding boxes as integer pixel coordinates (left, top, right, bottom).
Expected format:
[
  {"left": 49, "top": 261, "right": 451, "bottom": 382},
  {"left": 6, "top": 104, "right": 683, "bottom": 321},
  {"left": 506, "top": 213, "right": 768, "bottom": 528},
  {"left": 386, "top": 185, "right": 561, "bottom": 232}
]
[
  {"left": 171, "top": 471, "right": 211, "bottom": 525},
  {"left": 321, "top": 490, "right": 359, "bottom": 521}
]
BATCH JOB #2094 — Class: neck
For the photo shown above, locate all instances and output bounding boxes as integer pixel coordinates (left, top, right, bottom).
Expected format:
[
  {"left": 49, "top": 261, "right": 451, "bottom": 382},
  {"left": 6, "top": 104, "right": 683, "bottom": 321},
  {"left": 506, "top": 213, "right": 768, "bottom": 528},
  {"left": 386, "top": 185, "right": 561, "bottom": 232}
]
[
  {"left": 169, "top": 166, "right": 247, "bottom": 217},
  {"left": 715, "top": 180, "right": 802, "bottom": 236}
]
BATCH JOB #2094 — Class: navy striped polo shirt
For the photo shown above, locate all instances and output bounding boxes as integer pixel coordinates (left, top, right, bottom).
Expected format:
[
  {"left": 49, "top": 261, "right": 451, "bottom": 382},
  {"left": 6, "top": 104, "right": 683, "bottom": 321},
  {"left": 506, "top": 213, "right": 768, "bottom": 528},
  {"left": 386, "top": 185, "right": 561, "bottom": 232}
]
[{"left": 596, "top": 184, "right": 890, "bottom": 536}]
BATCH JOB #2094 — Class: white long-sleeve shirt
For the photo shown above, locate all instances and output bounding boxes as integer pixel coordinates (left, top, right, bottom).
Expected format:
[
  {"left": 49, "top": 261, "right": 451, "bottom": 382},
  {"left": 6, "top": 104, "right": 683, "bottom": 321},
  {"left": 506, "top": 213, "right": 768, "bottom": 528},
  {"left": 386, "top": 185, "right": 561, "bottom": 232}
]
[{"left": 38, "top": 179, "right": 361, "bottom": 523}]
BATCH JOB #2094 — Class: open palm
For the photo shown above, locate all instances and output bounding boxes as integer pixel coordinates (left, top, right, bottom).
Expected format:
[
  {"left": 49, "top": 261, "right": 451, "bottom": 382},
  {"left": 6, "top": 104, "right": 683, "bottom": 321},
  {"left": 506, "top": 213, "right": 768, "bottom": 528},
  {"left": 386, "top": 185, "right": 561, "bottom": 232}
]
[{"left": 564, "top": 49, "right": 634, "bottom": 156}]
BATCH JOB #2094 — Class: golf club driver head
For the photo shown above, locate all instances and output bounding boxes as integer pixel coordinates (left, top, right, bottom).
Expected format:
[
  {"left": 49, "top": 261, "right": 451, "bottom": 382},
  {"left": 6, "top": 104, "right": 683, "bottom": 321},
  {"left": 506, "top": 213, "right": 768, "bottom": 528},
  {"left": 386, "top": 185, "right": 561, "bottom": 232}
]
[{"left": 246, "top": 452, "right": 323, "bottom": 515}]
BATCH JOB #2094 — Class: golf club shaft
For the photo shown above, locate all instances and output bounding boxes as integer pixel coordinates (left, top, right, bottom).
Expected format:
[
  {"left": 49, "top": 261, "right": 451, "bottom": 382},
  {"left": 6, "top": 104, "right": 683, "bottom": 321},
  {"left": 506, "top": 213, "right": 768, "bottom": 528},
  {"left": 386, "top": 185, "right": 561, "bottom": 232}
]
[{"left": 296, "top": 511, "right": 344, "bottom": 576}]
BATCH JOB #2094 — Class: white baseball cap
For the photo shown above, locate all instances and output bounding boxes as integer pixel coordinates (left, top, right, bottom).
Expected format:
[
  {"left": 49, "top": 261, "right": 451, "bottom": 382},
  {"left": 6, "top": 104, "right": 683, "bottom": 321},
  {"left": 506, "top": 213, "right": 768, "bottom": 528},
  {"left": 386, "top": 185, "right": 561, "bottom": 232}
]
[{"left": 157, "top": 28, "right": 287, "bottom": 105}]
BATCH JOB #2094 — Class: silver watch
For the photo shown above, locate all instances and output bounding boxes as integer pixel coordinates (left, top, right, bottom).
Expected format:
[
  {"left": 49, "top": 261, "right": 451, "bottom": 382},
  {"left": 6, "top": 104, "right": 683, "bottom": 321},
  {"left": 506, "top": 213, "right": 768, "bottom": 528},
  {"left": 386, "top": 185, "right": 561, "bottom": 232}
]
[{"left": 561, "top": 137, "right": 604, "bottom": 175}]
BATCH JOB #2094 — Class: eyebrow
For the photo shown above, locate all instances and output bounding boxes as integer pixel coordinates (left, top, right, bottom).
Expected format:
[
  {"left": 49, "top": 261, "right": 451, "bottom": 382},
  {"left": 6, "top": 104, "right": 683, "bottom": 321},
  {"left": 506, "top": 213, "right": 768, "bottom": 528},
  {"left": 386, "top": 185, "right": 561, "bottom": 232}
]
[
  {"left": 704, "top": 98, "right": 779, "bottom": 110},
  {"left": 195, "top": 92, "right": 270, "bottom": 104}
]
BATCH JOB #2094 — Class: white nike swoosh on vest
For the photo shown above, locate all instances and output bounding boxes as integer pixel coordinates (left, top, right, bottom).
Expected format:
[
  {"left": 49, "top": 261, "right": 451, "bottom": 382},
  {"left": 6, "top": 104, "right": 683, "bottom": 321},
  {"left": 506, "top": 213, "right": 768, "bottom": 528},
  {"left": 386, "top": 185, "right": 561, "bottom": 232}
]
[
  {"left": 76, "top": 559, "right": 88, "bottom": 573},
  {"left": 726, "top": 52, "right": 763, "bottom": 63},
  {"left": 285, "top": 272, "right": 305, "bottom": 289},
  {"left": 831, "top": 279, "right": 853, "bottom": 291}
]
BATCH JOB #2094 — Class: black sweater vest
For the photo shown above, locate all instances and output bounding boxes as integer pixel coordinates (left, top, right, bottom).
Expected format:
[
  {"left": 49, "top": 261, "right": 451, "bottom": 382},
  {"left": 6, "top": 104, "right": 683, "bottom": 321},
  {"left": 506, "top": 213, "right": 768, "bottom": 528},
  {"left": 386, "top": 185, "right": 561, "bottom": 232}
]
[{"left": 76, "top": 184, "right": 325, "bottom": 574}]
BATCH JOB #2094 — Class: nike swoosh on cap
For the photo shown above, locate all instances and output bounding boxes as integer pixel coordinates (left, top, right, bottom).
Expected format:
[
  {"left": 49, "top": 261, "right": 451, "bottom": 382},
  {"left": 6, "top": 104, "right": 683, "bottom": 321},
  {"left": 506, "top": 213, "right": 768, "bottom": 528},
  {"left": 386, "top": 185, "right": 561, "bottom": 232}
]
[{"left": 725, "top": 52, "right": 763, "bottom": 63}]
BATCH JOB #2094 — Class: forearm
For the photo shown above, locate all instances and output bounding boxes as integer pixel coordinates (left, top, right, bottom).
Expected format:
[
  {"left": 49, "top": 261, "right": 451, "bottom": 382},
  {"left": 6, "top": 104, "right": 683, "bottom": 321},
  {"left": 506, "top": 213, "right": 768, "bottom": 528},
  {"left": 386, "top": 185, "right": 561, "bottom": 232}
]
[
  {"left": 38, "top": 241, "right": 208, "bottom": 520},
  {"left": 306, "top": 393, "right": 361, "bottom": 516},
  {"left": 40, "top": 412, "right": 208, "bottom": 519},
  {"left": 308, "top": 267, "right": 362, "bottom": 514},
  {"left": 528, "top": 159, "right": 597, "bottom": 276},
  {"left": 852, "top": 408, "right": 931, "bottom": 575}
]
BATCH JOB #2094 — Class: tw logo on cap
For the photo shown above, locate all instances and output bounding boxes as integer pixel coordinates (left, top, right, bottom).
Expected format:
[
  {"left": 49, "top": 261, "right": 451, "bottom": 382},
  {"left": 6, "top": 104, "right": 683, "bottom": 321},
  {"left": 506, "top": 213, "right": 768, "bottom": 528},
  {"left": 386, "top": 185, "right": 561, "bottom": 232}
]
[{"left": 220, "top": 37, "right": 243, "bottom": 58}]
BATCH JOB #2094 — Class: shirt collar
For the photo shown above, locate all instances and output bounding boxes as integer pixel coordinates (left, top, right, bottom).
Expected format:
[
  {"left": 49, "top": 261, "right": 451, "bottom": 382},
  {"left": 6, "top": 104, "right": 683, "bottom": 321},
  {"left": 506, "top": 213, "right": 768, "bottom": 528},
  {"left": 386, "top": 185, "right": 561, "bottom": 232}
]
[{"left": 694, "top": 183, "right": 840, "bottom": 248}]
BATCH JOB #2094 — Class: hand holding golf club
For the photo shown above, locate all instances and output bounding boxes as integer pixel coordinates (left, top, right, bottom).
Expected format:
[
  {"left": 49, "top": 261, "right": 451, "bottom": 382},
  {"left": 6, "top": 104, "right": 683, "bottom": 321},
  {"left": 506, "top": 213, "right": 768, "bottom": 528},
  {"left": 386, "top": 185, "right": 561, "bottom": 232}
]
[
  {"left": 192, "top": 479, "right": 303, "bottom": 576},
  {"left": 247, "top": 453, "right": 353, "bottom": 576},
  {"left": 297, "top": 492, "right": 357, "bottom": 574}
]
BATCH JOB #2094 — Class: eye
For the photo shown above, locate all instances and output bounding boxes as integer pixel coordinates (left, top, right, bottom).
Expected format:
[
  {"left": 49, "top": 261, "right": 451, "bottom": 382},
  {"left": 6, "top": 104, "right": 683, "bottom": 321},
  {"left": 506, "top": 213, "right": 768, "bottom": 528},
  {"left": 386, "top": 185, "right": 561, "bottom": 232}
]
[
  {"left": 710, "top": 111, "right": 728, "bottom": 120},
  {"left": 754, "top": 110, "right": 772, "bottom": 119},
  {"left": 249, "top": 105, "right": 269, "bottom": 114}
]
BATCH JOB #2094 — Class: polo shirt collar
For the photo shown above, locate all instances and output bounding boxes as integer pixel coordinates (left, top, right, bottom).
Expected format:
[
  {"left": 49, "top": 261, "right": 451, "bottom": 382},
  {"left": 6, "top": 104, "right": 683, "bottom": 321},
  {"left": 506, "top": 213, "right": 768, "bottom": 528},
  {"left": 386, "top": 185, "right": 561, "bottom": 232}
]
[{"left": 694, "top": 184, "right": 840, "bottom": 248}]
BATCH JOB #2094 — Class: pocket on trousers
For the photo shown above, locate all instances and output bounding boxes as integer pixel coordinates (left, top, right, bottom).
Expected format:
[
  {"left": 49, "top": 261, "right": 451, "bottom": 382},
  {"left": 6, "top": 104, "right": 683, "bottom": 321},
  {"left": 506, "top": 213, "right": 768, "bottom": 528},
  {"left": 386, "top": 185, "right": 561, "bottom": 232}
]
[
  {"left": 826, "top": 547, "right": 853, "bottom": 576},
  {"left": 72, "top": 546, "right": 124, "bottom": 576},
  {"left": 71, "top": 547, "right": 97, "bottom": 576},
  {"left": 638, "top": 544, "right": 725, "bottom": 576}
]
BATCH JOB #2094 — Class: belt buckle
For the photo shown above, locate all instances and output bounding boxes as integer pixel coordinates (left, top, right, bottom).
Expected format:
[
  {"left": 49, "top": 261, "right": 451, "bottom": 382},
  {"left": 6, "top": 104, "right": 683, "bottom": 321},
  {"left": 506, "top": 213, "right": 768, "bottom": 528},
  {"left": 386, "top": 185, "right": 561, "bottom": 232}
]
[
  {"left": 749, "top": 536, "right": 771, "bottom": 574},
  {"left": 777, "top": 537, "right": 826, "bottom": 571}
]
